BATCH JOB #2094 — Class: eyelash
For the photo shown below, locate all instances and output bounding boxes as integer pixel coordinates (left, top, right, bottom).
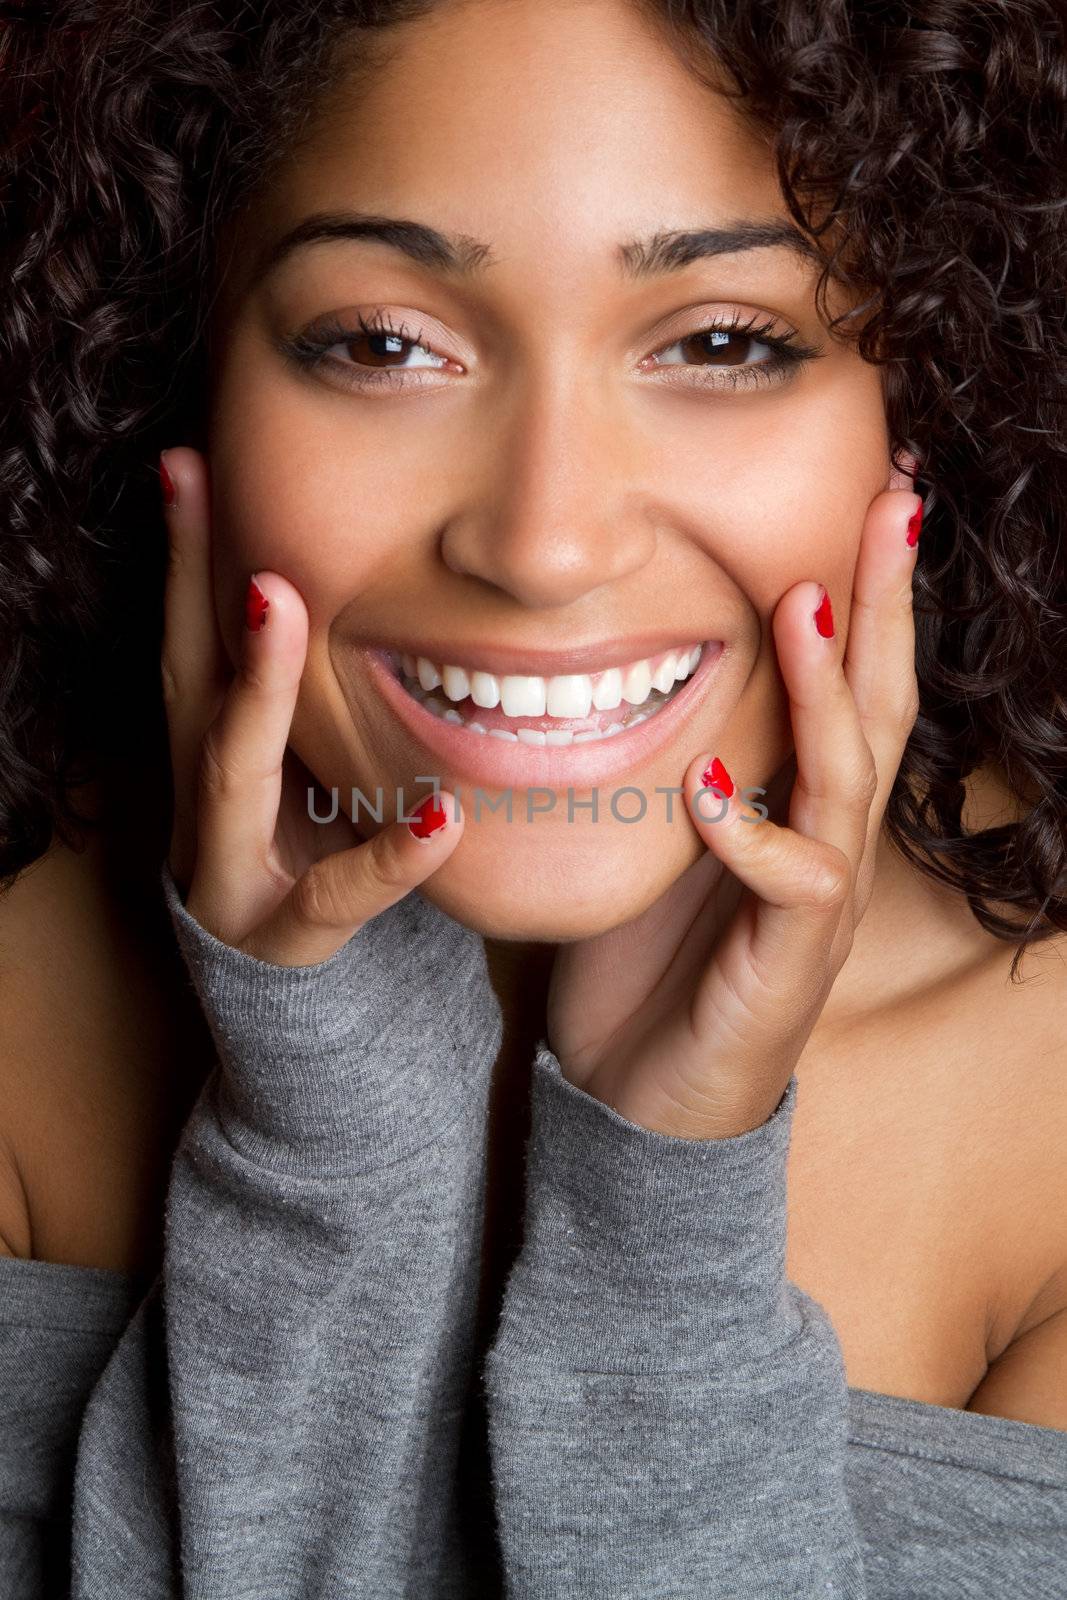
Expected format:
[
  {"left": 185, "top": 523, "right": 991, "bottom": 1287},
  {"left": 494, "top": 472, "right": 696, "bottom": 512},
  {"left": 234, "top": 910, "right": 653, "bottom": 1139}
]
[{"left": 284, "top": 307, "right": 821, "bottom": 394}]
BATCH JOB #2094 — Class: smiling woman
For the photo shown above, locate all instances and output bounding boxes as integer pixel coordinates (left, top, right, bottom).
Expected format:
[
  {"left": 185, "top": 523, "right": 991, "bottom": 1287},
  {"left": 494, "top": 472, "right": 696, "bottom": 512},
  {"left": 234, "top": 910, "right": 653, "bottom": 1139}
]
[
  {"left": 199, "top": 0, "right": 899, "bottom": 945},
  {"left": 1, "top": 0, "right": 1066, "bottom": 1596}
]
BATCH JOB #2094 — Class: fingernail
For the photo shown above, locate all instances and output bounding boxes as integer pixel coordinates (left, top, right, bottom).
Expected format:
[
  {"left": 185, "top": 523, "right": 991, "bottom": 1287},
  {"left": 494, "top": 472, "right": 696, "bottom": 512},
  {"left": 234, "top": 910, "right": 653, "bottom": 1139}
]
[
  {"left": 160, "top": 452, "right": 177, "bottom": 507},
  {"left": 408, "top": 792, "right": 448, "bottom": 839},
  {"left": 700, "top": 755, "right": 734, "bottom": 797},
  {"left": 813, "top": 587, "right": 835, "bottom": 638},
  {"left": 906, "top": 498, "right": 923, "bottom": 548},
  {"left": 244, "top": 575, "right": 269, "bottom": 632}
]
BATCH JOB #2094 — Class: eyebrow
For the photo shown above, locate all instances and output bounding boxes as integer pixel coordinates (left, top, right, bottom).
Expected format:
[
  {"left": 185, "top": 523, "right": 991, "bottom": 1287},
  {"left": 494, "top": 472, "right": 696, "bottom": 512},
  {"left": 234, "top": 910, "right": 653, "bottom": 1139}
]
[{"left": 252, "top": 211, "right": 824, "bottom": 286}]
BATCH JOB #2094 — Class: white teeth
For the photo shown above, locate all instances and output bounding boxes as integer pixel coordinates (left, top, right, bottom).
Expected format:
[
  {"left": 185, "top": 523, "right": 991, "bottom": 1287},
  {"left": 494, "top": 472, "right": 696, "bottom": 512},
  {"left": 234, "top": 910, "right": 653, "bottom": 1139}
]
[
  {"left": 652, "top": 651, "right": 678, "bottom": 693},
  {"left": 416, "top": 695, "right": 652, "bottom": 744},
  {"left": 591, "top": 666, "right": 622, "bottom": 711},
  {"left": 500, "top": 675, "right": 547, "bottom": 717},
  {"left": 546, "top": 673, "right": 593, "bottom": 718},
  {"left": 470, "top": 670, "right": 501, "bottom": 709},
  {"left": 442, "top": 664, "right": 471, "bottom": 702},
  {"left": 620, "top": 659, "right": 652, "bottom": 705},
  {"left": 398, "top": 642, "right": 707, "bottom": 727}
]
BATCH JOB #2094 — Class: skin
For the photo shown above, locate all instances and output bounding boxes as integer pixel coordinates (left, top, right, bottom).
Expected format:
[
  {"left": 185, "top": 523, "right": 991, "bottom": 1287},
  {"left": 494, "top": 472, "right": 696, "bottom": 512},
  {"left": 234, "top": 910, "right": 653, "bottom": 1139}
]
[
  {"left": 203, "top": 0, "right": 894, "bottom": 945},
  {"left": 1, "top": 0, "right": 1064, "bottom": 1435},
  {"left": 166, "top": 0, "right": 1063, "bottom": 1424}
]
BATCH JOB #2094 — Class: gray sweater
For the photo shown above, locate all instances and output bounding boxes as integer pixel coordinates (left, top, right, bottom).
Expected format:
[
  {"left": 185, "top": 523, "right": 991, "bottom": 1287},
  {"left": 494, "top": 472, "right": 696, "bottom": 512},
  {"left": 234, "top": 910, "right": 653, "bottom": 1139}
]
[{"left": 2, "top": 863, "right": 1066, "bottom": 1597}]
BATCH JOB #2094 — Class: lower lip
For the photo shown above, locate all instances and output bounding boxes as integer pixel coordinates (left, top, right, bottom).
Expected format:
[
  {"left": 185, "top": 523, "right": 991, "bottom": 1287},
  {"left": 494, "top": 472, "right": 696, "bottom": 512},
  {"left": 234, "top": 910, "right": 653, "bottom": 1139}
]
[{"left": 359, "top": 642, "right": 726, "bottom": 790}]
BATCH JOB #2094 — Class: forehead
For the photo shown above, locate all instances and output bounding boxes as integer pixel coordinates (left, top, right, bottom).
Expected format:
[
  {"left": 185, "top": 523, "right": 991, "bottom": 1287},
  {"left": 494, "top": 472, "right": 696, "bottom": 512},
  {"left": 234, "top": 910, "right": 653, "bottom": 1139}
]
[{"left": 236, "top": 0, "right": 788, "bottom": 283}]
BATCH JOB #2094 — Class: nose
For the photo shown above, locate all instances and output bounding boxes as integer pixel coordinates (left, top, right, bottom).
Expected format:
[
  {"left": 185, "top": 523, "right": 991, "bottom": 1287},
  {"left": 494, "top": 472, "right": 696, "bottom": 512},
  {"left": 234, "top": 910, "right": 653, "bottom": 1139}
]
[{"left": 439, "top": 373, "right": 658, "bottom": 610}]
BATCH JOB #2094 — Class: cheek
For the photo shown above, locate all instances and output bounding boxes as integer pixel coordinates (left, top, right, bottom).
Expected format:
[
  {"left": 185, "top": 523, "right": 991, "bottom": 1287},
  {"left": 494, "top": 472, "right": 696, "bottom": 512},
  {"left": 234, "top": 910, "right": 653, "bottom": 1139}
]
[
  {"left": 698, "top": 361, "right": 889, "bottom": 612},
  {"left": 207, "top": 357, "right": 440, "bottom": 620},
  {"left": 207, "top": 336, "right": 887, "bottom": 629}
]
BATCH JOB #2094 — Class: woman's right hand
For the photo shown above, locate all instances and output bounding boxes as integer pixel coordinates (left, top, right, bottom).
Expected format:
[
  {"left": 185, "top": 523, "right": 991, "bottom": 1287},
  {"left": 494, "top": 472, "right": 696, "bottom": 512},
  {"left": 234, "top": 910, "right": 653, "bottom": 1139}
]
[{"left": 159, "top": 446, "right": 464, "bottom": 968}]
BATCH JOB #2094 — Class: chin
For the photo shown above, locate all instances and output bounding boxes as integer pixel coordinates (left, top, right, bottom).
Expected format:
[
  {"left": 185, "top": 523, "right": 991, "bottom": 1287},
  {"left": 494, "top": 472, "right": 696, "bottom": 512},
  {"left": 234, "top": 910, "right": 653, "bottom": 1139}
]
[{"left": 414, "top": 818, "right": 705, "bottom": 943}]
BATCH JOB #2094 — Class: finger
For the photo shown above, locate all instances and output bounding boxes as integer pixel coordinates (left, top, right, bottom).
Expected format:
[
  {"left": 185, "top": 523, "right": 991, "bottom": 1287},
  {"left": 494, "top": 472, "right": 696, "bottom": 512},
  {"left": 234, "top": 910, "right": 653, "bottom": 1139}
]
[
  {"left": 683, "top": 753, "right": 851, "bottom": 1044},
  {"left": 190, "top": 571, "right": 309, "bottom": 937},
  {"left": 244, "top": 791, "right": 465, "bottom": 967},
  {"left": 724, "top": 560, "right": 892, "bottom": 988},
  {"left": 160, "top": 448, "right": 229, "bottom": 890},
  {"left": 773, "top": 577, "right": 875, "bottom": 875},
  {"left": 680, "top": 486, "right": 919, "bottom": 1049},
  {"left": 841, "top": 487, "right": 923, "bottom": 855}
]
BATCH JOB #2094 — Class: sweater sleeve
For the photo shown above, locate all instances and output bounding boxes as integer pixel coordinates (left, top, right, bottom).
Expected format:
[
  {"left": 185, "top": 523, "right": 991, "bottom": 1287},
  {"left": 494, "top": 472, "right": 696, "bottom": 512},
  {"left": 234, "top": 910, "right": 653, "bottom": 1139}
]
[
  {"left": 68, "top": 863, "right": 505, "bottom": 1600},
  {"left": 482, "top": 1040, "right": 867, "bottom": 1599}
]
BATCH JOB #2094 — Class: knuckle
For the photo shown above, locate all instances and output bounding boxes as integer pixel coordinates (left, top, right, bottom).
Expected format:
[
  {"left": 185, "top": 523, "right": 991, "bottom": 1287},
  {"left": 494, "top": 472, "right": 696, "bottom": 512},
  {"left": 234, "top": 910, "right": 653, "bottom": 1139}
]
[
  {"left": 370, "top": 828, "right": 413, "bottom": 891},
  {"left": 239, "top": 656, "right": 276, "bottom": 697},
  {"left": 900, "top": 686, "right": 921, "bottom": 731},
  {"left": 197, "top": 724, "right": 237, "bottom": 803},
  {"left": 858, "top": 762, "right": 880, "bottom": 808},
  {"left": 833, "top": 920, "right": 857, "bottom": 964},
  {"left": 164, "top": 539, "right": 190, "bottom": 598},
  {"left": 290, "top": 866, "right": 335, "bottom": 931},
  {"left": 842, "top": 755, "right": 879, "bottom": 812},
  {"left": 160, "top": 654, "right": 181, "bottom": 711},
  {"left": 801, "top": 845, "right": 852, "bottom": 909},
  {"left": 164, "top": 532, "right": 184, "bottom": 578}
]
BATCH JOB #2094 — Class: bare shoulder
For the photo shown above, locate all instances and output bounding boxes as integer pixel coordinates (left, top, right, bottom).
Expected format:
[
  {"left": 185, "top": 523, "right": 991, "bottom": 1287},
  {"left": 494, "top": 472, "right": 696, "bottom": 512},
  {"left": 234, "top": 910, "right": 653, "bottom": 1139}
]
[
  {"left": 0, "top": 840, "right": 101, "bottom": 1253},
  {"left": 961, "top": 928, "right": 1067, "bottom": 1415},
  {"left": 0, "top": 828, "right": 211, "bottom": 1274},
  {"left": 970, "top": 927, "right": 1067, "bottom": 1155},
  {"left": 789, "top": 779, "right": 1067, "bottom": 1419}
]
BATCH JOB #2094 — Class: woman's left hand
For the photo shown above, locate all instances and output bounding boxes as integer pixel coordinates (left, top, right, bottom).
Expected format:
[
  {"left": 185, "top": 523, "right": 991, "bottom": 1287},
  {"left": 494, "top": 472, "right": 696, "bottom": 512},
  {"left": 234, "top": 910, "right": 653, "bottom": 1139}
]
[{"left": 545, "top": 472, "right": 923, "bottom": 1140}]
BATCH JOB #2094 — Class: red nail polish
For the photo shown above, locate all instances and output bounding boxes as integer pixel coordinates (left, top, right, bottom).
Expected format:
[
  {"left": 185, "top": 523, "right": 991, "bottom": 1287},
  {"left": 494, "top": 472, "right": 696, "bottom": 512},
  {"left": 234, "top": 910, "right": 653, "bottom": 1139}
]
[
  {"left": 245, "top": 576, "right": 269, "bottom": 632},
  {"left": 701, "top": 756, "right": 734, "bottom": 797},
  {"left": 159, "top": 454, "right": 177, "bottom": 507},
  {"left": 408, "top": 793, "right": 448, "bottom": 839},
  {"left": 813, "top": 588, "right": 834, "bottom": 638},
  {"left": 906, "top": 500, "right": 923, "bottom": 547}
]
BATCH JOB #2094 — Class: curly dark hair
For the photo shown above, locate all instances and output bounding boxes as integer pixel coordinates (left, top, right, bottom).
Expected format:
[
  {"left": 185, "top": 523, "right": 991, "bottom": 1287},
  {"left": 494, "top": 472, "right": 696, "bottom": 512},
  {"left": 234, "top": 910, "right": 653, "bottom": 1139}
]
[{"left": 2, "top": 0, "right": 1066, "bottom": 975}]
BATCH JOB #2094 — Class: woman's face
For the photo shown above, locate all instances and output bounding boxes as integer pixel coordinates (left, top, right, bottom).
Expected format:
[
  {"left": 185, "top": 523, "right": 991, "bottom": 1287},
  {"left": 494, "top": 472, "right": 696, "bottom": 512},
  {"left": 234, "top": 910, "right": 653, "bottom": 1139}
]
[{"left": 207, "top": 0, "right": 890, "bottom": 942}]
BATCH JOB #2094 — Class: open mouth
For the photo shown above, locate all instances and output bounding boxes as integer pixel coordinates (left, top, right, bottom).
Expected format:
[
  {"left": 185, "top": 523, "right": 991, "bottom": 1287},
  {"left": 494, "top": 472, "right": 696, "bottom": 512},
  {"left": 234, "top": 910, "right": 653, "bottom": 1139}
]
[{"left": 380, "top": 641, "right": 706, "bottom": 747}]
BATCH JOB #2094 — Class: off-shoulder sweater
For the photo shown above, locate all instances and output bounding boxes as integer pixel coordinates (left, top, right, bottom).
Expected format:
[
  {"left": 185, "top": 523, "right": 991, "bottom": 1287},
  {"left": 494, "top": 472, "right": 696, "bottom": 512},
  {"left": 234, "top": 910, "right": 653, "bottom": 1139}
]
[{"left": 1, "top": 865, "right": 1065, "bottom": 1597}]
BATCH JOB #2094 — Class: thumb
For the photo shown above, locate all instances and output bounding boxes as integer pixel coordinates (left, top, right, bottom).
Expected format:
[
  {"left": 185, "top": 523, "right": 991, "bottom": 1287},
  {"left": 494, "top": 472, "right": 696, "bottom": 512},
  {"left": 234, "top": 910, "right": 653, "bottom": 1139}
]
[{"left": 242, "top": 790, "right": 464, "bottom": 968}]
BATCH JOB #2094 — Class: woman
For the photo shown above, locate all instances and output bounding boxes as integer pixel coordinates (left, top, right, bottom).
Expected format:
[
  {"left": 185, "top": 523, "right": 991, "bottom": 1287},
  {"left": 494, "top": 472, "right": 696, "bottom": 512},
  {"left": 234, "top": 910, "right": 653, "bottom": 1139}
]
[{"left": 1, "top": 0, "right": 1065, "bottom": 1593}]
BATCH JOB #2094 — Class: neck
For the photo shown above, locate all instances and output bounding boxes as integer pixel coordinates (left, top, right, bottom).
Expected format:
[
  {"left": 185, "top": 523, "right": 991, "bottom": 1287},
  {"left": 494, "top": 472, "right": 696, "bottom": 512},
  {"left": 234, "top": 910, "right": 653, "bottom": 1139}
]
[
  {"left": 484, "top": 936, "right": 556, "bottom": 1044},
  {"left": 818, "top": 760, "right": 1024, "bottom": 1033}
]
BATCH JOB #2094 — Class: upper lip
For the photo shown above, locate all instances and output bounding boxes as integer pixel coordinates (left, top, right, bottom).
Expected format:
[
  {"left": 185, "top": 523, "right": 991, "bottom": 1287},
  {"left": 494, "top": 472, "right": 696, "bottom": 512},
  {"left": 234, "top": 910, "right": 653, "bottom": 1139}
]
[{"left": 367, "top": 631, "right": 714, "bottom": 678}]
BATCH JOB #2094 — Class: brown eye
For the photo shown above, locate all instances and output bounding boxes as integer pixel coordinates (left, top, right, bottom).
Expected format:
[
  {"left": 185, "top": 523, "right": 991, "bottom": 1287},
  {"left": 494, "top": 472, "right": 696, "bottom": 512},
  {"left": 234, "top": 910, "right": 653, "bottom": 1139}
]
[
  {"left": 640, "top": 314, "right": 818, "bottom": 392},
  {"left": 344, "top": 328, "right": 431, "bottom": 369},
  {"left": 284, "top": 311, "right": 458, "bottom": 393},
  {"left": 338, "top": 322, "right": 448, "bottom": 371},
  {"left": 653, "top": 327, "right": 773, "bottom": 369}
]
